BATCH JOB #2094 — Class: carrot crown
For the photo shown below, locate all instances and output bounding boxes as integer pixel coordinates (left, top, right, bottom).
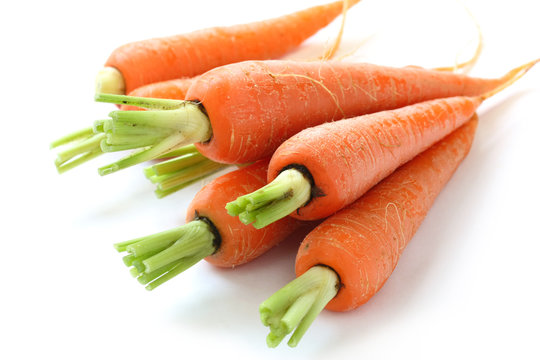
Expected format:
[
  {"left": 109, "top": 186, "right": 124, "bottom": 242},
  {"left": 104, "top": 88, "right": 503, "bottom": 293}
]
[
  {"left": 226, "top": 168, "right": 312, "bottom": 229},
  {"left": 114, "top": 219, "right": 218, "bottom": 290},
  {"left": 260, "top": 266, "right": 339, "bottom": 348},
  {"left": 51, "top": 94, "right": 212, "bottom": 175}
]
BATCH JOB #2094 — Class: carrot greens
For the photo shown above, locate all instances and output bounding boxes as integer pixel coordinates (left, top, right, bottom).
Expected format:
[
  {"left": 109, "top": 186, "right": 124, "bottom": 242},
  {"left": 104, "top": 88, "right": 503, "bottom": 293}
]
[
  {"left": 260, "top": 266, "right": 339, "bottom": 348},
  {"left": 114, "top": 219, "right": 218, "bottom": 290},
  {"left": 226, "top": 168, "right": 311, "bottom": 229}
]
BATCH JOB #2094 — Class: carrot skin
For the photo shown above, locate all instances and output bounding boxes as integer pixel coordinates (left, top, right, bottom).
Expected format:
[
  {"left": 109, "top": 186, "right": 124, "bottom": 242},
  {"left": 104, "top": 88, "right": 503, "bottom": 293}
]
[
  {"left": 121, "top": 77, "right": 197, "bottom": 111},
  {"left": 106, "top": 0, "right": 358, "bottom": 93},
  {"left": 295, "top": 117, "right": 479, "bottom": 312},
  {"left": 188, "top": 60, "right": 498, "bottom": 164},
  {"left": 267, "top": 96, "right": 482, "bottom": 221},
  {"left": 186, "top": 159, "right": 302, "bottom": 267}
]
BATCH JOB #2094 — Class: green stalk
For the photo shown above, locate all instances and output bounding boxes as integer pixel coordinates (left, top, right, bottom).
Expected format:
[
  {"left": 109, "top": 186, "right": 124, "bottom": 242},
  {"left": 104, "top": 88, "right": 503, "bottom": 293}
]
[
  {"left": 51, "top": 126, "right": 106, "bottom": 173},
  {"left": 94, "top": 93, "right": 186, "bottom": 110},
  {"left": 94, "top": 97, "right": 211, "bottom": 175},
  {"left": 114, "top": 220, "right": 218, "bottom": 290},
  {"left": 260, "top": 266, "right": 339, "bottom": 348},
  {"left": 50, "top": 94, "right": 211, "bottom": 174},
  {"left": 226, "top": 168, "right": 311, "bottom": 229},
  {"left": 144, "top": 150, "right": 231, "bottom": 198}
]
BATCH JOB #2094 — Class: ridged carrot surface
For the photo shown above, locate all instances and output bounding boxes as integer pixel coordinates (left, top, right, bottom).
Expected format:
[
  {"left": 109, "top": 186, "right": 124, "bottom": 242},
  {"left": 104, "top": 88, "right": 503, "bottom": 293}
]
[
  {"left": 295, "top": 117, "right": 478, "bottom": 311},
  {"left": 186, "top": 159, "right": 301, "bottom": 267},
  {"left": 106, "top": 0, "right": 359, "bottom": 93},
  {"left": 267, "top": 96, "right": 481, "bottom": 220},
  {"left": 187, "top": 60, "right": 500, "bottom": 163}
]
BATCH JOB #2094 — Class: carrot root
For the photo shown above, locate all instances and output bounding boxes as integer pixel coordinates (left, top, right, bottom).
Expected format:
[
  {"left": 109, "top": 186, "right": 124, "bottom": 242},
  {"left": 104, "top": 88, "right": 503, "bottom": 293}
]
[
  {"left": 260, "top": 266, "right": 339, "bottom": 348},
  {"left": 226, "top": 168, "right": 311, "bottom": 229},
  {"left": 114, "top": 219, "right": 217, "bottom": 290},
  {"left": 145, "top": 154, "right": 229, "bottom": 198},
  {"left": 95, "top": 67, "right": 125, "bottom": 95}
]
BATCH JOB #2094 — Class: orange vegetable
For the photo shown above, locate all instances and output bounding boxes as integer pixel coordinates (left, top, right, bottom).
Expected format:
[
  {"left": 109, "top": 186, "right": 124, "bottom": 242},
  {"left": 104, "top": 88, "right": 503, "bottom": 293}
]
[
  {"left": 227, "top": 60, "right": 537, "bottom": 228},
  {"left": 267, "top": 96, "right": 481, "bottom": 221},
  {"left": 60, "top": 59, "right": 533, "bottom": 175},
  {"left": 102, "top": 0, "right": 360, "bottom": 94},
  {"left": 260, "top": 117, "right": 478, "bottom": 347},
  {"left": 113, "top": 159, "right": 303, "bottom": 290},
  {"left": 188, "top": 60, "right": 510, "bottom": 164},
  {"left": 296, "top": 117, "right": 478, "bottom": 311},
  {"left": 186, "top": 159, "right": 302, "bottom": 267}
]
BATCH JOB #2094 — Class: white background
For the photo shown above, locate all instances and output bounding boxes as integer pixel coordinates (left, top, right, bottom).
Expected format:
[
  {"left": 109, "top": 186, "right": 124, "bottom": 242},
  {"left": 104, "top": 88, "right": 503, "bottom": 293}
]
[{"left": 2, "top": 0, "right": 539, "bottom": 359}]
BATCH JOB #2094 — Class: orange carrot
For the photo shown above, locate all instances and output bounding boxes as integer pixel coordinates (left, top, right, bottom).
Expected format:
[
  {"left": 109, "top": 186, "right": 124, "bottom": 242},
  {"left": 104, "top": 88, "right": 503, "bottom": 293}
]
[
  {"left": 55, "top": 59, "right": 534, "bottom": 175},
  {"left": 97, "top": 0, "right": 360, "bottom": 95},
  {"left": 260, "top": 116, "right": 478, "bottom": 347},
  {"left": 226, "top": 59, "right": 537, "bottom": 227},
  {"left": 113, "top": 159, "right": 303, "bottom": 290}
]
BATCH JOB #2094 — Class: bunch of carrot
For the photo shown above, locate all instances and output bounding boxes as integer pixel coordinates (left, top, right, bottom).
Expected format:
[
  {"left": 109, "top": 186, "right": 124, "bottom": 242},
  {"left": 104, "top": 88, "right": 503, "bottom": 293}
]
[{"left": 50, "top": 0, "right": 538, "bottom": 350}]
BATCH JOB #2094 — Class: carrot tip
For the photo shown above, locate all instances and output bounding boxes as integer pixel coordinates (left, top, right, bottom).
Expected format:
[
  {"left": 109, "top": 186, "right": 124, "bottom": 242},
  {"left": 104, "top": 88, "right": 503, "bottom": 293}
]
[
  {"left": 260, "top": 266, "right": 339, "bottom": 348},
  {"left": 226, "top": 168, "right": 311, "bottom": 228},
  {"left": 114, "top": 220, "right": 217, "bottom": 290}
]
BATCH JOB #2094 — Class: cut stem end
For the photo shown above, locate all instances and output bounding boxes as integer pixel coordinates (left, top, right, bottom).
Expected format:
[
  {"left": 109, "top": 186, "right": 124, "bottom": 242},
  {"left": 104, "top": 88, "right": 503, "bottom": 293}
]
[{"left": 260, "top": 266, "right": 339, "bottom": 348}]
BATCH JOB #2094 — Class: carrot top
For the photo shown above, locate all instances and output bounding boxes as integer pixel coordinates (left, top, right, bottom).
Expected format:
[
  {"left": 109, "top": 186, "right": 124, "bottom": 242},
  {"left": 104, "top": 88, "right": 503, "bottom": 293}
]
[{"left": 114, "top": 219, "right": 218, "bottom": 290}]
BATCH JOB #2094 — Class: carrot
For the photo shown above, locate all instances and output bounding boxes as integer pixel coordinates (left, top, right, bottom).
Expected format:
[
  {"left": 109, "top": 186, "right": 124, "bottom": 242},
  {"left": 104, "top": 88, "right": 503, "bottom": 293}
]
[
  {"left": 96, "top": 0, "right": 361, "bottom": 95},
  {"left": 226, "top": 59, "right": 537, "bottom": 228},
  {"left": 57, "top": 58, "right": 530, "bottom": 176},
  {"left": 113, "top": 159, "right": 302, "bottom": 290},
  {"left": 259, "top": 116, "right": 479, "bottom": 347},
  {"left": 54, "top": 55, "right": 530, "bottom": 176}
]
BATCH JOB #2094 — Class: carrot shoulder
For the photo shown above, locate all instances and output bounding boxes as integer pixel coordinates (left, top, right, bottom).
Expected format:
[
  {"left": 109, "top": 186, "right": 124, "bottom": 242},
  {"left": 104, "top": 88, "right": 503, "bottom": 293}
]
[
  {"left": 113, "top": 159, "right": 302, "bottom": 290},
  {"left": 260, "top": 116, "right": 479, "bottom": 347},
  {"left": 100, "top": 0, "right": 360, "bottom": 94}
]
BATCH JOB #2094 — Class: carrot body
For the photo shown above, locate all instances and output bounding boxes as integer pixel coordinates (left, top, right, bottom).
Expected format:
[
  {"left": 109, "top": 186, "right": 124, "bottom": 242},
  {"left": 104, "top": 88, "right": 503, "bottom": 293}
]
[
  {"left": 106, "top": 0, "right": 358, "bottom": 94},
  {"left": 186, "top": 159, "right": 302, "bottom": 267},
  {"left": 267, "top": 96, "right": 481, "bottom": 221},
  {"left": 295, "top": 117, "right": 478, "bottom": 311},
  {"left": 187, "top": 60, "right": 500, "bottom": 164}
]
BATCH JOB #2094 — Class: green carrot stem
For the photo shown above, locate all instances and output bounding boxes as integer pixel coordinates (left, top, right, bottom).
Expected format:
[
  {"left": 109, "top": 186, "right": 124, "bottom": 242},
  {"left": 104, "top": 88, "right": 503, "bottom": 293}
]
[
  {"left": 114, "top": 220, "right": 218, "bottom": 289},
  {"left": 148, "top": 152, "right": 208, "bottom": 176},
  {"left": 50, "top": 126, "right": 94, "bottom": 149},
  {"left": 51, "top": 126, "right": 106, "bottom": 173},
  {"left": 226, "top": 168, "right": 311, "bottom": 229},
  {"left": 144, "top": 255, "right": 205, "bottom": 291},
  {"left": 98, "top": 132, "right": 188, "bottom": 176},
  {"left": 157, "top": 162, "right": 228, "bottom": 191},
  {"left": 93, "top": 101, "right": 211, "bottom": 175},
  {"left": 158, "top": 144, "right": 199, "bottom": 159},
  {"left": 260, "top": 266, "right": 339, "bottom": 348},
  {"left": 144, "top": 152, "right": 230, "bottom": 198},
  {"left": 94, "top": 93, "right": 186, "bottom": 110},
  {"left": 153, "top": 177, "right": 206, "bottom": 199}
]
